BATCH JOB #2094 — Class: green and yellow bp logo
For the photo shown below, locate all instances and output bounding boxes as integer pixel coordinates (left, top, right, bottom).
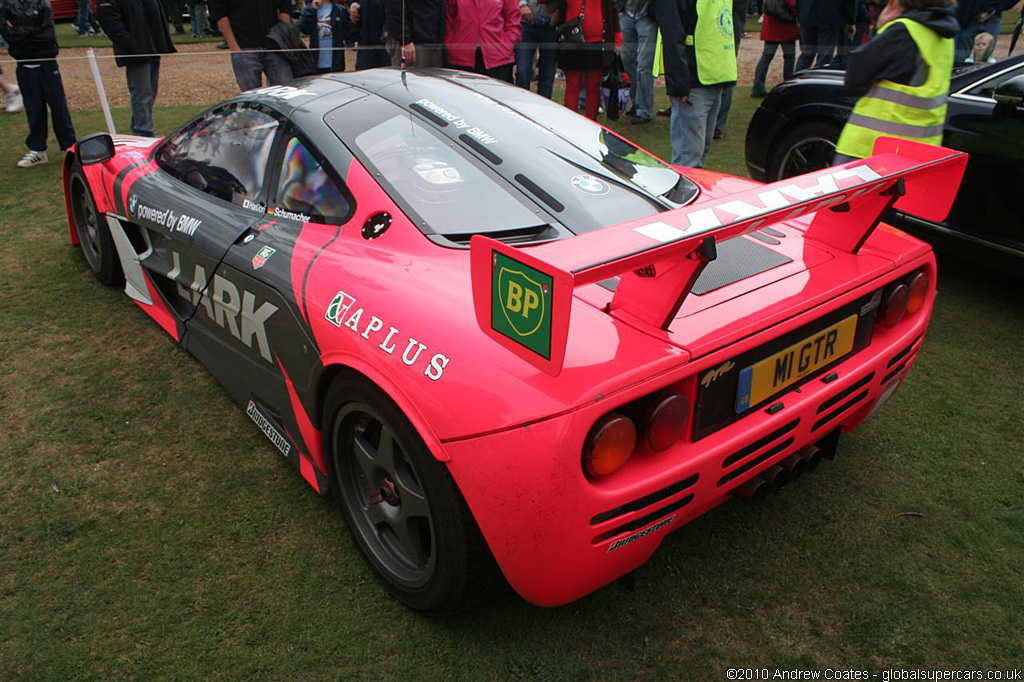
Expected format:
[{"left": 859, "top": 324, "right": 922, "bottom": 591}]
[{"left": 491, "top": 251, "right": 553, "bottom": 359}]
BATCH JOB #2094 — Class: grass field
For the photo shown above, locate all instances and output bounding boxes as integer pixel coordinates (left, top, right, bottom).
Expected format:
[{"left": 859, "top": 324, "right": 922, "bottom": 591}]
[{"left": 0, "top": 100, "right": 1022, "bottom": 680}]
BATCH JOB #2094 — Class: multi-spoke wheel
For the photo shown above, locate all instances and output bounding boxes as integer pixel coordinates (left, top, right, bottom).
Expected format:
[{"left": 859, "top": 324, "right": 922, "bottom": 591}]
[
  {"left": 767, "top": 121, "right": 842, "bottom": 181},
  {"left": 324, "top": 375, "right": 486, "bottom": 612},
  {"left": 69, "top": 164, "right": 122, "bottom": 286}
]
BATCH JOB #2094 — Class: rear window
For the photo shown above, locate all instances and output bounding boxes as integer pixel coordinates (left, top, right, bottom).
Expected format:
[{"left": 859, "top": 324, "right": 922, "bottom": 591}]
[{"left": 345, "top": 108, "right": 545, "bottom": 236}]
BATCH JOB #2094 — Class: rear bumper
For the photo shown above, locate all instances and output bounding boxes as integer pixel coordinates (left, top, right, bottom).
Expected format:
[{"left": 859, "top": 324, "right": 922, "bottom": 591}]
[{"left": 444, "top": 253, "right": 936, "bottom": 607}]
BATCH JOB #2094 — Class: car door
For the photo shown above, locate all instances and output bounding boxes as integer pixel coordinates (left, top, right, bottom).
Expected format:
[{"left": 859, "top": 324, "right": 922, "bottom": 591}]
[
  {"left": 943, "top": 62, "right": 1024, "bottom": 246},
  {"left": 135, "top": 102, "right": 282, "bottom": 322},
  {"left": 192, "top": 122, "right": 358, "bottom": 434}
]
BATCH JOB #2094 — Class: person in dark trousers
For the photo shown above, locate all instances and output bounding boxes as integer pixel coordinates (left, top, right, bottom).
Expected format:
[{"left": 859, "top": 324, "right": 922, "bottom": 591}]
[
  {"left": 299, "top": 0, "right": 359, "bottom": 72},
  {"left": 750, "top": 0, "right": 798, "bottom": 96},
  {"left": 348, "top": 0, "right": 390, "bottom": 69},
  {"left": 654, "top": 0, "right": 737, "bottom": 167},
  {"left": 515, "top": 0, "right": 560, "bottom": 99},
  {"left": 97, "top": 0, "right": 176, "bottom": 138},
  {"left": 209, "top": 0, "right": 294, "bottom": 90},
  {"left": 383, "top": 0, "right": 444, "bottom": 67},
  {"left": 834, "top": 0, "right": 957, "bottom": 162},
  {"left": 161, "top": 0, "right": 185, "bottom": 33},
  {"left": 795, "top": 0, "right": 856, "bottom": 70},
  {"left": 0, "top": 0, "right": 76, "bottom": 168}
]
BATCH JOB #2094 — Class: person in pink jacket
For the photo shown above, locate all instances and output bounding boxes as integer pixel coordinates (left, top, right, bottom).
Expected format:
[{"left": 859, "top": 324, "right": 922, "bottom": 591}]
[{"left": 444, "top": 0, "right": 522, "bottom": 82}]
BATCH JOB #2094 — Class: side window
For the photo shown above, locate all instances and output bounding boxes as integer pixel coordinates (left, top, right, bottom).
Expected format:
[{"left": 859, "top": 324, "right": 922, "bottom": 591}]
[
  {"left": 967, "top": 65, "right": 1024, "bottom": 99},
  {"left": 274, "top": 136, "right": 354, "bottom": 224},
  {"left": 157, "top": 105, "right": 279, "bottom": 207}
]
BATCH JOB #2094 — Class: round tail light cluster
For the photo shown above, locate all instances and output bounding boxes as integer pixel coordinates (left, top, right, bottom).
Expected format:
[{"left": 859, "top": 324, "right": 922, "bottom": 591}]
[
  {"left": 582, "top": 414, "right": 636, "bottom": 478},
  {"left": 878, "top": 269, "right": 929, "bottom": 329},
  {"left": 583, "top": 392, "right": 691, "bottom": 479}
]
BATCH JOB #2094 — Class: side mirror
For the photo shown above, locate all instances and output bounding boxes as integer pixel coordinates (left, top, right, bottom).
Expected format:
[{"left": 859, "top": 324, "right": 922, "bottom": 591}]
[
  {"left": 77, "top": 133, "right": 115, "bottom": 166},
  {"left": 993, "top": 74, "right": 1024, "bottom": 108}
]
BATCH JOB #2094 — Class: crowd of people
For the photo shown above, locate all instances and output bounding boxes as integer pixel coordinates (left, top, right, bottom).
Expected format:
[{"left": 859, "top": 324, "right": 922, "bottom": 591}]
[{"left": 0, "top": 0, "right": 1020, "bottom": 170}]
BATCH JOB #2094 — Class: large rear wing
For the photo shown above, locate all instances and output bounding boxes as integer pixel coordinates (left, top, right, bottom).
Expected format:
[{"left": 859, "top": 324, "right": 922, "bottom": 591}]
[{"left": 471, "top": 137, "right": 967, "bottom": 376}]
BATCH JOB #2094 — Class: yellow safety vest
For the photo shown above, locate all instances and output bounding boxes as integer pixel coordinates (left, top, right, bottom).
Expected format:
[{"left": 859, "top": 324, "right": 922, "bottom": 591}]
[
  {"left": 836, "top": 17, "right": 952, "bottom": 159},
  {"left": 652, "top": 0, "right": 736, "bottom": 85}
]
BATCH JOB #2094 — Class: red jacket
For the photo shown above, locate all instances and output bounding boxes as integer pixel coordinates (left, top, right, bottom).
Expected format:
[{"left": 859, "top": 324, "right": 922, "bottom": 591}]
[
  {"left": 761, "top": 0, "right": 800, "bottom": 42},
  {"left": 445, "top": 0, "right": 522, "bottom": 69}
]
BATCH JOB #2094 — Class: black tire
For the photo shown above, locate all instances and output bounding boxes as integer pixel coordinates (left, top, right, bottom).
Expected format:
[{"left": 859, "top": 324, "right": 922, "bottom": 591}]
[
  {"left": 69, "top": 163, "right": 123, "bottom": 286},
  {"left": 767, "top": 120, "right": 842, "bottom": 181},
  {"left": 324, "top": 375, "right": 488, "bottom": 613}
]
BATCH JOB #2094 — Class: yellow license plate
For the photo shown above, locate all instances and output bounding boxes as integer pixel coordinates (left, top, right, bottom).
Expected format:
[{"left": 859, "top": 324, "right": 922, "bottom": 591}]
[{"left": 735, "top": 315, "right": 859, "bottom": 412}]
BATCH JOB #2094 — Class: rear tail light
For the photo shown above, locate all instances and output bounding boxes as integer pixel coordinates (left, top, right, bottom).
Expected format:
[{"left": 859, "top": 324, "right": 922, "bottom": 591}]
[
  {"left": 879, "top": 283, "right": 910, "bottom": 328},
  {"left": 906, "top": 270, "right": 928, "bottom": 316},
  {"left": 643, "top": 393, "right": 690, "bottom": 452},
  {"left": 582, "top": 414, "right": 637, "bottom": 478}
]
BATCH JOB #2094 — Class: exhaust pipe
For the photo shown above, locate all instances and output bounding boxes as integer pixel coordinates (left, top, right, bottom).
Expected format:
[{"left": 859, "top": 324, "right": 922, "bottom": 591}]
[
  {"left": 780, "top": 453, "right": 808, "bottom": 482},
  {"left": 801, "top": 445, "right": 823, "bottom": 472},
  {"left": 761, "top": 465, "right": 790, "bottom": 488},
  {"left": 732, "top": 477, "right": 769, "bottom": 506}
]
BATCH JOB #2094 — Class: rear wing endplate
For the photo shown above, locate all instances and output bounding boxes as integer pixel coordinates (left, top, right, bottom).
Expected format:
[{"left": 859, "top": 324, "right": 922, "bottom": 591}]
[{"left": 471, "top": 137, "right": 967, "bottom": 376}]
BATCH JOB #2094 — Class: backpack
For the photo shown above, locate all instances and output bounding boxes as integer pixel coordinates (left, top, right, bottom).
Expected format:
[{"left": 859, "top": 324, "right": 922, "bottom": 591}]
[{"left": 763, "top": 0, "right": 795, "bottom": 23}]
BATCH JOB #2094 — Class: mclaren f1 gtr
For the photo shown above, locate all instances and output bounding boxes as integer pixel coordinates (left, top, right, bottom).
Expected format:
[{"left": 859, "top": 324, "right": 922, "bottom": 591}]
[{"left": 63, "top": 68, "right": 967, "bottom": 611}]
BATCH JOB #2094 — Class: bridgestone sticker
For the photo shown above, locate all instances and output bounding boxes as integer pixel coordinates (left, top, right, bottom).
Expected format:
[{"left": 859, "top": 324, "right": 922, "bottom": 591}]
[
  {"left": 607, "top": 515, "right": 676, "bottom": 553},
  {"left": 247, "top": 400, "right": 291, "bottom": 457}
]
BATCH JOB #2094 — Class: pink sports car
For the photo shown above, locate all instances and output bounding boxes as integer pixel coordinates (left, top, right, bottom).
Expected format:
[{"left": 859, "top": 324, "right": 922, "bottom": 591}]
[{"left": 63, "top": 70, "right": 966, "bottom": 611}]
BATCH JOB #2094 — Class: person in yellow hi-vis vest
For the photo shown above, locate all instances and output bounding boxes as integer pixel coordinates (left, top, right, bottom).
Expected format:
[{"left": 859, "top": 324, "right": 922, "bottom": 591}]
[
  {"left": 834, "top": 0, "right": 958, "bottom": 163},
  {"left": 653, "top": 0, "right": 736, "bottom": 168}
]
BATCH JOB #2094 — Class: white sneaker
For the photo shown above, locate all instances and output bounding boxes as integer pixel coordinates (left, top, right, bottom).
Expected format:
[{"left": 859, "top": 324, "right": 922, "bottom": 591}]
[
  {"left": 4, "top": 87, "right": 23, "bottom": 113},
  {"left": 17, "top": 150, "right": 48, "bottom": 167}
]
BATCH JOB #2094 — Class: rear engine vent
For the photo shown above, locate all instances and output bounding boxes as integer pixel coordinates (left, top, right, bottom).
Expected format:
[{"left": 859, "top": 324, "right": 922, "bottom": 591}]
[
  {"left": 590, "top": 473, "right": 699, "bottom": 526},
  {"left": 691, "top": 237, "right": 792, "bottom": 295}
]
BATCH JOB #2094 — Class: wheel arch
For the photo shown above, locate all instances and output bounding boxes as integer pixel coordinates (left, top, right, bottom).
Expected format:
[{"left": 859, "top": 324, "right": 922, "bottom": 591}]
[
  {"left": 764, "top": 108, "right": 847, "bottom": 181},
  {"left": 313, "top": 358, "right": 452, "bottom": 464}
]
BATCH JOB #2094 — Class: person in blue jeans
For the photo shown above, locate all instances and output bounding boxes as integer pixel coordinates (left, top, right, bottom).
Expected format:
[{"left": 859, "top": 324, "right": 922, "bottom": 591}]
[
  {"left": 97, "top": 0, "right": 176, "bottom": 137},
  {"left": 655, "top": 0, "right": 737, "bottom": 168},
  {"left": 515, "top": 0, "right": 559, "bottom": 99},
  {"left": 191, "top": 0, "right": 208, "bottom": 37},
  {"left": 620, "top": 0, "right": 656, "bottom": 123},
  {"left": 76, "top": 0, "right": 102, "bottom": 35},
  {"left": 299, "top": 0, "right": 359, "bottom": 73}
]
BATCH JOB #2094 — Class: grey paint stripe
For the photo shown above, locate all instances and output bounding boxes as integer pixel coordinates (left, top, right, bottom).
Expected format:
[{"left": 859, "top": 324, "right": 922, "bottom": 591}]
[
  {"left": 846, "top": 113, "right": 944, "bottom": 139},
  {"left": 866, "top": 86, "right": 947, "bottom": 109}
]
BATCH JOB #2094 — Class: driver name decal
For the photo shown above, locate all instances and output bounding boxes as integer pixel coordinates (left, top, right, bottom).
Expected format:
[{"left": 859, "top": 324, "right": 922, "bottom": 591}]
[{"left": 325, "top": 290, "right": 451, "bottom": 382}]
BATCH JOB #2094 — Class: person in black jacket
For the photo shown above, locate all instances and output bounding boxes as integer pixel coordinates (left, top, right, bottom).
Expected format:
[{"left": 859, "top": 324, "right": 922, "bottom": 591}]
[
  {"left": 382, "top": 0, "right": 444, "bottom": 67},
  {"left": 97, "top": 0, "right": 177, "bottom": 138},
  {"left": 0, "top": 0, "right": 76, "bottom": 168},
  {"left": 299, "top": 0, "right": 359, "bottom": 72},
  {"left": 795, "top": 0, "right": 857, "bottom": 70},
  {"left": 348, "top": 0, "right": 390, "bottom": 69}
]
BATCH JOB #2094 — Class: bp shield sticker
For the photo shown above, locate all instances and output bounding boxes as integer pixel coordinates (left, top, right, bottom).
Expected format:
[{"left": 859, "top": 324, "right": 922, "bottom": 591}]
[
  {"left": 491, "top": 251, "right": 553, "bottom": 360},
  {"left": 571, "top": 174, "right": 610, "bottom": 195}
]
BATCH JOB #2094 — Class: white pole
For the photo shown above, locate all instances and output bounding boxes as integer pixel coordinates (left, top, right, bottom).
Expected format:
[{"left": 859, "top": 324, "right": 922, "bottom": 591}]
[{"left": 86, "top": 47, "right": 116, "bottom": 135}]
